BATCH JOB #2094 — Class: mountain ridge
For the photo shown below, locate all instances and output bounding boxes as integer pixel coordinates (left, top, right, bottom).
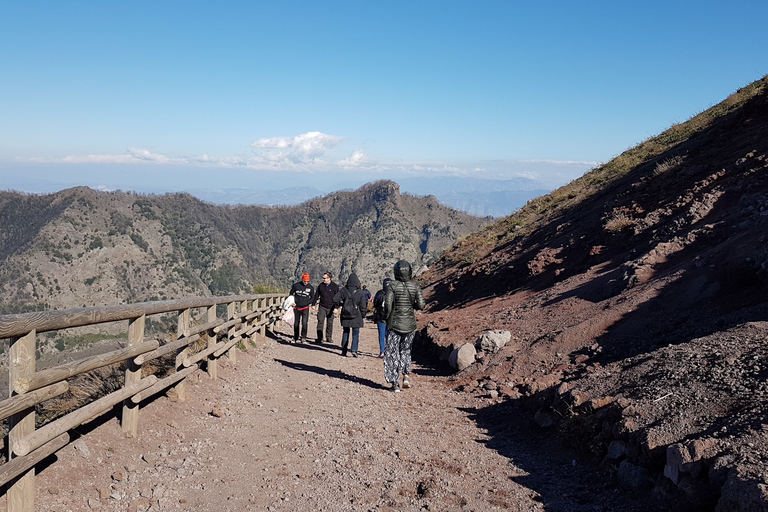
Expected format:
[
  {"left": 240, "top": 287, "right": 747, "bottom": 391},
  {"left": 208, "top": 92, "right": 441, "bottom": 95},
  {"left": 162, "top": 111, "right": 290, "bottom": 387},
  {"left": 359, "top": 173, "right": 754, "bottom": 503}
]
[{"left": 0, "top": 180, "right": 487, "bottom": 315}]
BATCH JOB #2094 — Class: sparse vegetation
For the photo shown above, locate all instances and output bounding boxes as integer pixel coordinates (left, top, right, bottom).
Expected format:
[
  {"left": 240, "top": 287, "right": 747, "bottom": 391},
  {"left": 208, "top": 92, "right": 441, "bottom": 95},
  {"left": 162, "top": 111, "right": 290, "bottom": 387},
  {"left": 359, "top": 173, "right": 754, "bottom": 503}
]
[{"left": 603, "top": 212, "right": 635, "bottom": 233}]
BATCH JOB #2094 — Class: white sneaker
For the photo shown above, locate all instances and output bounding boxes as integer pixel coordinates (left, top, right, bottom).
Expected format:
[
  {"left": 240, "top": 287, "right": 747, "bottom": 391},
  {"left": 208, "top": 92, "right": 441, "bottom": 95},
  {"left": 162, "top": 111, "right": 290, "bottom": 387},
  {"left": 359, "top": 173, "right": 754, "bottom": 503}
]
[
  {"left": 391, "top": 382, "right": 401, "bottom": 393},
  {"left": 402, "top": 377, "right": 411, "bottom": 389}
]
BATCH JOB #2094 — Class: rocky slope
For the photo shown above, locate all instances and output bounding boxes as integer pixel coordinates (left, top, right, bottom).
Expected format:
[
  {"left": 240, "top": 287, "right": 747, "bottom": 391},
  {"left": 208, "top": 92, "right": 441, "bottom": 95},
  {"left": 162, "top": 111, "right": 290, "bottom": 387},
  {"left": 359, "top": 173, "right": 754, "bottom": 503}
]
[{"left": 417, "top": 75, "right": 768, "bottom": 511}]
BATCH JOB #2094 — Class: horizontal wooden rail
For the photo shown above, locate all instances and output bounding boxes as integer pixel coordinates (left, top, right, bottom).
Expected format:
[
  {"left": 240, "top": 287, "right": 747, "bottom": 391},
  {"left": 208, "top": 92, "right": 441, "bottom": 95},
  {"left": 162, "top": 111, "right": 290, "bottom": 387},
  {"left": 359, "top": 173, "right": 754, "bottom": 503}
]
[
  {"left": 186, "top": 319, "right": 224, "bottom": 337},
  {"left": 134, "top": 335, "right": 200, "bottom": 365},
  {"left": 0, "top": 434, "right": 69, "bottom": 487},
  {"left": 131, "top": 365, "right": 199, "bottom": 404},
  {"left": 0, "top": 382, "right": 69, "bottom": 423},
  {"left": 183, "top": 342, "right": 226, "bottom": 368},
  {"left": 214, "top": 337, "right": 242, "bottom": 358},
  {"left": 213, "top": 318, "right": 241, "bottom": 334},
  {"left": 14, "top": 376, "right": 157, "bottom": 457},
  {"left": 0, "top": 294, "right": 282, "bottom": 339},
  {"left": 14, "top": 340, "right": 158, "bottom": 394}
]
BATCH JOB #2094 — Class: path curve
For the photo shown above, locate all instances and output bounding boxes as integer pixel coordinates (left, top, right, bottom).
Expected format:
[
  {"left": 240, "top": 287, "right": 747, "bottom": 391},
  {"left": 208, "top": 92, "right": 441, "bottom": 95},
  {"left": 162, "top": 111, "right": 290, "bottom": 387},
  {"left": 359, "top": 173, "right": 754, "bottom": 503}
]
[{"left": 31, "top": 316, "right": 655, "bottom": 512}]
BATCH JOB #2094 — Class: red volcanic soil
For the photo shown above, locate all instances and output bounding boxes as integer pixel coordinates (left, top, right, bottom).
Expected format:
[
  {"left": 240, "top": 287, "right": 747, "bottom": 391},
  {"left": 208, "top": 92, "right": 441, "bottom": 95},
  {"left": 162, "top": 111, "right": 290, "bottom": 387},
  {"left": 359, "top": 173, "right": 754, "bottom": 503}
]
[{"left": 417, "top": 79, "right": 768, "bottom": 511}]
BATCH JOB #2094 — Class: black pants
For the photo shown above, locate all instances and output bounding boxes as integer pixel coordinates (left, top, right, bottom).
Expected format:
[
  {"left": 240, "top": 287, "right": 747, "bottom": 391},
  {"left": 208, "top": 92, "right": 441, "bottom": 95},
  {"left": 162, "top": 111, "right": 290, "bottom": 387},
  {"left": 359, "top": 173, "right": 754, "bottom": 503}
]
[
  {"left": 316, "top": 305, "right": 335, "bottom": 343},
  {"left": 293, "top": 307, "right": 310, "bottom": 341}
]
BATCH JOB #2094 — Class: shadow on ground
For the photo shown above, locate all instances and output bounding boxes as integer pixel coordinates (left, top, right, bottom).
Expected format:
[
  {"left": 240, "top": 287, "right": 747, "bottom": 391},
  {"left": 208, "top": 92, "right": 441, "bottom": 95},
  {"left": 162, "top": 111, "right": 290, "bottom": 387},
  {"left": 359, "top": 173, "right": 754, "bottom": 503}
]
[{"left": 460, "top": 401, "right": 673, "bottom": 512}]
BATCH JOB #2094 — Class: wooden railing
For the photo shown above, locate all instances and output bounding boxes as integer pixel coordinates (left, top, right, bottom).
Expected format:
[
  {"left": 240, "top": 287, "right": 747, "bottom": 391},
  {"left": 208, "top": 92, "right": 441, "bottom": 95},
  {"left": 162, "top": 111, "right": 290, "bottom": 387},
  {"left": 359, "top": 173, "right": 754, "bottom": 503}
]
[{"left": 0, "top": 293, "right": 287, "bottom": 512}]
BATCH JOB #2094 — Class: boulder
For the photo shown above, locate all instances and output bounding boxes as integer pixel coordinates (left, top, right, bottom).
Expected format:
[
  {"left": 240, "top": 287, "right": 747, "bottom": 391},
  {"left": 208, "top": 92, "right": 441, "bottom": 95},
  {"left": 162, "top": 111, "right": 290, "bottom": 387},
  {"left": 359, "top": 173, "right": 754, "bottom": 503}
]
[
  {"left": 449, "top": 343, "right": 477, "bottom": 371},
  {"left": 475, "top": 330, "right": 511, "bottom": 353},
  {"left": 617, "top": 461, "right": 653, "bottom": 490}
]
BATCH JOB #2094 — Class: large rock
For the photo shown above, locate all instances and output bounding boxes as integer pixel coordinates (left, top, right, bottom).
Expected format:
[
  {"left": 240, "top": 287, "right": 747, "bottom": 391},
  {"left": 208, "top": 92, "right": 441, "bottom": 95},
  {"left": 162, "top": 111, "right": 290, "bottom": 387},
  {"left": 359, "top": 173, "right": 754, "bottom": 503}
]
[
  {"left": 475, "top": 330, "right": 511, "bottom": 353},
  {"left": 449, "top": 343, "right": 477, "bottom": 371}
]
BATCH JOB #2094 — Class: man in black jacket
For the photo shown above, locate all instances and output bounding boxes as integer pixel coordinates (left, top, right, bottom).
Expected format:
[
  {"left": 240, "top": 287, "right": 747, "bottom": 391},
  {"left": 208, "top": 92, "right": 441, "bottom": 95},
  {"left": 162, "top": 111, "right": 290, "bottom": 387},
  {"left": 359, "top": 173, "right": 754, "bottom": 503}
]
[
  {"left": 289, "top": 272, "right": 315, "bottom": 343},
  {"left": 313, "top": 271, "right": 339, "bottom": 344}
]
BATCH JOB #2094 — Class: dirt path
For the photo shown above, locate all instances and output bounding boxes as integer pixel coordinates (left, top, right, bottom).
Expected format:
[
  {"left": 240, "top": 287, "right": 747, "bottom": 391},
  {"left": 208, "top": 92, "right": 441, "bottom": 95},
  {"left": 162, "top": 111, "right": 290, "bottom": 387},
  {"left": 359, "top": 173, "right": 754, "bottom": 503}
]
[{"left": 27, "top": 316, "right": 658, "bottom": 512}]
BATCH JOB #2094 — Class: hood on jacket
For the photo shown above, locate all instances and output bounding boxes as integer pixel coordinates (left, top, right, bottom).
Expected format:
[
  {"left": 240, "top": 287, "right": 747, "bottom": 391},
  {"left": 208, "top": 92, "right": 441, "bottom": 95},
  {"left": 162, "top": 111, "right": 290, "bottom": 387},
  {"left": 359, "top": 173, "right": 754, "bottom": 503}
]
[
  {"left": 346, "top": 273, "right": 361, "bottom": 289},
  {"left": 382, "top": 277, "right": 392, "bottom": 288},
  {"left": 393, "top": 260, "right": 412, "bottom": 282}
]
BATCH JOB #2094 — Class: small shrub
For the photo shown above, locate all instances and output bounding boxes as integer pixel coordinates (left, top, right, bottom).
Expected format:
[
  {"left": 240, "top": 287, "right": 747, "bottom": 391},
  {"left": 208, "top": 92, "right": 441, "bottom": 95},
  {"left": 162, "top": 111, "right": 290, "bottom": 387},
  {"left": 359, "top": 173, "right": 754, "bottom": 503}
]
[
  {"left": 604, "top": 212, "right": 635, "bottom": 233},
  {"left": 654, "top": 156, "right": 683, "bottom": 176}
]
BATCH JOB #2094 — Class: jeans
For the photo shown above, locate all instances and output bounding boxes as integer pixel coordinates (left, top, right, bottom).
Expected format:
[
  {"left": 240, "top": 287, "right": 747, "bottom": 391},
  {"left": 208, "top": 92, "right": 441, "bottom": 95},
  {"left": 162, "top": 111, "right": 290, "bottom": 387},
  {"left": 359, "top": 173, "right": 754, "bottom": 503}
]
[
  {"left": 376, "top": 322, "right": 387, "bottom": 354},
  {"left": 341, "top": 327, "right": 360, "bottom": 353}
]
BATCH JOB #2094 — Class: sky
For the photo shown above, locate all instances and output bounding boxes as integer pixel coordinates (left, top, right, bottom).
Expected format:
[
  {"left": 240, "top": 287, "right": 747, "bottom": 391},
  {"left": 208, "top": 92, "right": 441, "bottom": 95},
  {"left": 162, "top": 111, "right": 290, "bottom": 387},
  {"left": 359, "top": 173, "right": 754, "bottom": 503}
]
[{"left": 1, "top": 1, "right": 767, "bottom": 198}]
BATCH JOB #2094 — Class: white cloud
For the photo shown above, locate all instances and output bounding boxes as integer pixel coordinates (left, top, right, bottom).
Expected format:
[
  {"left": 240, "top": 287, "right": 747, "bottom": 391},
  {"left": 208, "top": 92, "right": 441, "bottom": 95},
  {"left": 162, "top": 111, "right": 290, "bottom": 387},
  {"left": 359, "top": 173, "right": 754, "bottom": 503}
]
[
  {"left": 337, "top": 149, "right": 375, "bottom": 168},
  {"left": 251, "top": 131, "right": 345, "bottom": 165},
  {"left": 126, "top": 147, "right": 172, "bottom": 163},
  {"left": 24, "top": 149, "right": 182, "bottom": 165}
]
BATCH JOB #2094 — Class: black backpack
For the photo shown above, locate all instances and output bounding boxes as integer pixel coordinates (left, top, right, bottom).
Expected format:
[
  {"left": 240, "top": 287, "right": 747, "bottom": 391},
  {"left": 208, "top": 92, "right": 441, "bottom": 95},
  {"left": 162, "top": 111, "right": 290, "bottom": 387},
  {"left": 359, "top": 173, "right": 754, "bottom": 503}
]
[{"left": 341, "top": 290, "right": 360, "bottom": 320}]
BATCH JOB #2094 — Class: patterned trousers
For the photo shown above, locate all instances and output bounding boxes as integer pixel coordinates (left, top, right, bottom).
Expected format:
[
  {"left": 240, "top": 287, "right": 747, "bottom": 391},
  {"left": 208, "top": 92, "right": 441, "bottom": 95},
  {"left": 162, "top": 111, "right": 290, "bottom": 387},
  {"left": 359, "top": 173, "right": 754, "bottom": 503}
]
[{"left": 384, "top": 329, "right": 415, "bottom": 384}]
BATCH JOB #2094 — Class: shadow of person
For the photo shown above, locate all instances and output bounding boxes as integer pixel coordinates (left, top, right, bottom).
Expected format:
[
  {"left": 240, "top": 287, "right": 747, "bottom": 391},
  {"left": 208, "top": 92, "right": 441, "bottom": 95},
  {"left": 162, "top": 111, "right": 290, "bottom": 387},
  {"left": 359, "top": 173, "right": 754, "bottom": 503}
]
[{"left": 273, "top": 358, "right": 387, "bottom": 390}]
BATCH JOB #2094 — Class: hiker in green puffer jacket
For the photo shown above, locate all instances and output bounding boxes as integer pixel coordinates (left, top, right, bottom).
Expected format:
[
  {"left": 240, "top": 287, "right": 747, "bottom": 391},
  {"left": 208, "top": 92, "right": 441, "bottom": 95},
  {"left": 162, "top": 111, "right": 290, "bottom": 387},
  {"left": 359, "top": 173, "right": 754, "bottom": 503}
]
[{"left": 383, "top": 259, "right": 425, "bottom": 393}]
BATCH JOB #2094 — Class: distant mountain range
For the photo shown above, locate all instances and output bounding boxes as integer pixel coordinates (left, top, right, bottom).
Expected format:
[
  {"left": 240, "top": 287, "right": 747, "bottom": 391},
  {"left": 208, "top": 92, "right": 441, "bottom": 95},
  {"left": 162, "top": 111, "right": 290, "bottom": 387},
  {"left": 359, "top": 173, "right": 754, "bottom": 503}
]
[{"left": 187, "top": 177, "right": 552, "bottom": 218}]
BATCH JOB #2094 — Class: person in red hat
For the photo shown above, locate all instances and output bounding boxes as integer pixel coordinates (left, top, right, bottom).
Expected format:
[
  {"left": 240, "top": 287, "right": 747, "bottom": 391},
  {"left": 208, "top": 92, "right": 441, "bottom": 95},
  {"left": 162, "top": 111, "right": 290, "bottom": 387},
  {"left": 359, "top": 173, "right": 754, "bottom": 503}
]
[{"left": 289, "top": 272, "right": 315, "bottom": 343}]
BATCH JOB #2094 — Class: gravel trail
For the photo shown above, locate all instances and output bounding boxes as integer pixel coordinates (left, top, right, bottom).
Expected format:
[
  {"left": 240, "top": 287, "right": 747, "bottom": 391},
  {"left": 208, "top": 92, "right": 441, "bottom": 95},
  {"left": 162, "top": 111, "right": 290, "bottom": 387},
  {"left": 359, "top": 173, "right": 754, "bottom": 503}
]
[{"left": 27, "top": 316, "right": 655, "bottom": 512}]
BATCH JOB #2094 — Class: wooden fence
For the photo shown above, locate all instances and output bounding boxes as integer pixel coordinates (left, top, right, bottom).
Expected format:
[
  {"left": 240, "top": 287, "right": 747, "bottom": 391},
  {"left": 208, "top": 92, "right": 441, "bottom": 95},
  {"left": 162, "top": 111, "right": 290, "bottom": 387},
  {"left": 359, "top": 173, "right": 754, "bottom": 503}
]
[{"left": 0, "top": 293, "right": 287, "bottom": 512}]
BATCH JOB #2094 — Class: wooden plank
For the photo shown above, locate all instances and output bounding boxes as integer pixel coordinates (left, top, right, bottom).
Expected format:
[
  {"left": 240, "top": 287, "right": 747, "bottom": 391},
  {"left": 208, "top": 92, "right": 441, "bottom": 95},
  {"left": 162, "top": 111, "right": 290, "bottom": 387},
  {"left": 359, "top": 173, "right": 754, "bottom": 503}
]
[
  {"left": 174, "top": 309, "right": 190, "bottom": 402},
  {"left": 13, "top": 376, "right": 157, "bottom": 457},
  {"left": 13, "top": 339, "right": 158, "bottom": 394},
  {"left": 130, "top": 365, "right": 199, "bottom": 404},
  {"left": 0, "top": 293, "right": 285, "bottom": 339},
  {"left": 182, "top": 340, "right": 226, "bottom": 368},
  {"left": 214, "top": 336, "right": 241, "bottom": 358},
  {"left": 0, "top": 433, "right": 69, "bottom": 488},
  {"left": 7, "top": 330, "right": 36, "bottom": 512},
  {"left": 186, "top": 318, "right": 222, "bottom": 337},
  {"left": 134, "top": 334, "right": 199, "bottom": 365},
  {"left": 212, "top": 318, "right": 240, "bottom": 334},
  {"left": 0, "top": 382, "right": 68, "bottom": 423},
  {"left": 206, "top": 305, "right": 218, "bottom": 380},
  {"left": 227, "top": 302, "right": 238, "bottom": 364},
  {"left": 122, "top": 315, "right": 145, "bottom": 438}
]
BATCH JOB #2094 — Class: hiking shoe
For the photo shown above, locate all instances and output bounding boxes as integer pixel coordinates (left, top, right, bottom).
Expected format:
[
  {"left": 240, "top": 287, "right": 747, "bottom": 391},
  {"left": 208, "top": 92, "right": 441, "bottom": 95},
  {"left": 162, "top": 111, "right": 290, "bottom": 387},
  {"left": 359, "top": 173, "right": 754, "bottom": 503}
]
[
  {"left": 402, "top": 377, "right": 411, "bottom": 389},
  {"left": 351, "top": 351, "right": 358, "bottom": 358},
  {"left": 341, "top": 350, "right": 348, "bottom": 357},
  {"left": 391, "top": 383, "right": 401, "bottom": 393}
]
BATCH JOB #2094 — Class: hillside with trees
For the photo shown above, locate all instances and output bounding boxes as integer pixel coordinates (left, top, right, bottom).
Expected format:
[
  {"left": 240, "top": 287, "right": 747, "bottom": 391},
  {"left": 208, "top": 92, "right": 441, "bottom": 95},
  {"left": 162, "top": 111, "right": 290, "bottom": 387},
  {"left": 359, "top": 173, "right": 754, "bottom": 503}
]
[{"left": 0, "top": 180, "right": 487, "bottom": 315}]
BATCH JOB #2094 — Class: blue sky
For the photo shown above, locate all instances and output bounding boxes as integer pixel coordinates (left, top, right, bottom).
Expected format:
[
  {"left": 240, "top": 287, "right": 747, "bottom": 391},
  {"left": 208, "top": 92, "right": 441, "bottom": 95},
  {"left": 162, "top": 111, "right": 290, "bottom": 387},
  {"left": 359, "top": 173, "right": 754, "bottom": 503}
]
[{"left": 1, "top": 1, "right": 767, "bottom": 197}]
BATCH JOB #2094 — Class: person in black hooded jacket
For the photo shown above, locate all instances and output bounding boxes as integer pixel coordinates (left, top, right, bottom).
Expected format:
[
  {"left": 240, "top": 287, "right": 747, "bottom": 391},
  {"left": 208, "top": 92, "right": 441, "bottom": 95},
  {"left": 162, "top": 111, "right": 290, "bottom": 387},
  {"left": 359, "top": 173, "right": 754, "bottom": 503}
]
[
  {"left": 332, "top": 273, "right": 368, "bottom": 357},
  {"left": 383, "top": 260, "right": 425, "bottom": 392},
  {"left": 372, "top": 277, "right": 392, "bottom": 358}
]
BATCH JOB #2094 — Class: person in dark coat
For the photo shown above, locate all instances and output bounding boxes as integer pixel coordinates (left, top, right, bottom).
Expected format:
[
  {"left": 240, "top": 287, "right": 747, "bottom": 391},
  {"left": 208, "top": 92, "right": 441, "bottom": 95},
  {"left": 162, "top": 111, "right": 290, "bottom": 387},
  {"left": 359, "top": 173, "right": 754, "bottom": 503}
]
[
  {"left": 332, "top": 273, "right": 368, "bottom": 357},
  {"left": 383, "top": 260, "right": 425, "bottom": 392},
  {"left": 372, "top": 278, "right": 392, "bottom": 358},
  {"left": 289, "top": 272, "right": 315, "bottom": 343},
  {"left": 313, "top": 271, "right": 340, "bottom": 344}
]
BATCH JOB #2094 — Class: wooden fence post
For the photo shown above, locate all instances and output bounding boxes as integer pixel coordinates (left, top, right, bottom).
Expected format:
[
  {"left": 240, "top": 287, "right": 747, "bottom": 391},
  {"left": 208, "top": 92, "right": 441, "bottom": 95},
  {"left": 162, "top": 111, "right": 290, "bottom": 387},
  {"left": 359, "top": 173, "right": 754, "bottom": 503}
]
[
  {"left": 174, "top": 309, "right": 191, "bottom": 401},
  {"left": 206, "top": 305, "right": 217, "bottom": 380},
  {"left": 226, "top": 302, "right": 237, "bottom": 364},
  {"left": 267, "top": 297, "right": 275, "bottom": 334},
  {"left": 122, "top": 315, "right": 145, "bottom": 437},
  {"left": 7, "top": 330, "right": 36, "bottom": 512},
  {"left": 254, "top": 298, "right": 269, "bottom": 337}
]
